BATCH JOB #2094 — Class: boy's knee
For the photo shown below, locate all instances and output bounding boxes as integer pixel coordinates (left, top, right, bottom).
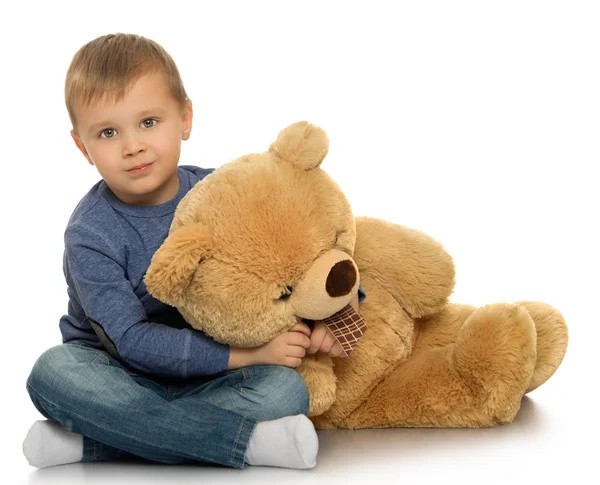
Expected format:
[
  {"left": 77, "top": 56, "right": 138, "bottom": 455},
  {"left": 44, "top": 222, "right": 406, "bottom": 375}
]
[
  {"left": 26, "top": 345, "right": 76, "bottom": 418},
  {"left": 258, "top": 366, "right": 310, "bottom": 416},
  {"left": 28, "top": 345, "right": 70, "bottom": 387},
  {"left": 27, "top": 344, "right": 98, "bottom": 399}
]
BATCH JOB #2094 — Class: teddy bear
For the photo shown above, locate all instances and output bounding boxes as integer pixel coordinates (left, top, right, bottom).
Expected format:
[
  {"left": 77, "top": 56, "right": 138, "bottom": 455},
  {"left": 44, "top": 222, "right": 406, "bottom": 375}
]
[{"left": 144, "top": 121, "right": 568, "bottom": 429}]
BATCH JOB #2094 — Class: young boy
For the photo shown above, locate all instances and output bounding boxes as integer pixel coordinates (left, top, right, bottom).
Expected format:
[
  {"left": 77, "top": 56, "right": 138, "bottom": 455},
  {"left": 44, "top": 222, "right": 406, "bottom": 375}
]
[{"left": 22, "top": 33, "right": 364, "bottom": 470}]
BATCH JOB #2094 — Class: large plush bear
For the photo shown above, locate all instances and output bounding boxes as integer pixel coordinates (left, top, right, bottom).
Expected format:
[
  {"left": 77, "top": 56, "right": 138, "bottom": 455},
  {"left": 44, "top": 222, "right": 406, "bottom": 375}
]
[{"left": 145, "top": 121, "right": 568, "bottom": 429}]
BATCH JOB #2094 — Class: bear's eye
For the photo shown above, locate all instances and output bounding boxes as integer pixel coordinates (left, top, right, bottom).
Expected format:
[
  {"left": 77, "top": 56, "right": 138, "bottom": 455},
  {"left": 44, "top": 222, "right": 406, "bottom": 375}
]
[{"left": 278, "top": 286, "right": 293, "bottom": 300}]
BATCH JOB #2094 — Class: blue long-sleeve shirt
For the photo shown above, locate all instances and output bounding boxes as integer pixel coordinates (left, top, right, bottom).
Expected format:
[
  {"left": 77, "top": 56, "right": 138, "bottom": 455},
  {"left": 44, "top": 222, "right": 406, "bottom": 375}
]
[{"left": 59, "top": 165, "right": 366, "bottom": 378}]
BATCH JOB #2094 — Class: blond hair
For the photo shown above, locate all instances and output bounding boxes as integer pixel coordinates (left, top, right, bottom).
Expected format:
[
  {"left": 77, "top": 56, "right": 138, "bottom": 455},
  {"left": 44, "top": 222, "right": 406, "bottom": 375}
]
[{"left": 65, "top": 33, "right": 188, "bottom": 131}]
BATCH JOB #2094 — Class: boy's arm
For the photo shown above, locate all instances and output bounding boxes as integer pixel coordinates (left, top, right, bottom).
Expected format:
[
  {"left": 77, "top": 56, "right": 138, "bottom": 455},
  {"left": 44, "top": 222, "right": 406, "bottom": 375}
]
[{"left": 65, "top": 224, "right": 230, "bottom": 378}]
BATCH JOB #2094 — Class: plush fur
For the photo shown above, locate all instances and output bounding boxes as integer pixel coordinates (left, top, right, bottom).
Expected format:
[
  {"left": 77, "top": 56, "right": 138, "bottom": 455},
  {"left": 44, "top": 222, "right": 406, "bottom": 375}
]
[{"left": 145, "top": 121, "right": 568, "bottom": 429}]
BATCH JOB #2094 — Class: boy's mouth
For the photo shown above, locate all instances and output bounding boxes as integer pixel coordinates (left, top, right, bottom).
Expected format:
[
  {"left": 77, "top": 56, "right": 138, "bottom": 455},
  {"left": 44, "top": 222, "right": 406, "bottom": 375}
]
[{"left": 127, "top": 162, "right": 153, "bottom": 174}]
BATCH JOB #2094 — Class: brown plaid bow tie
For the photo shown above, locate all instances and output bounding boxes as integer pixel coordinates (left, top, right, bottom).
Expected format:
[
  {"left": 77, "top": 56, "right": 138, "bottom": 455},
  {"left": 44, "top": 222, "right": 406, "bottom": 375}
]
[{"left": 320, "top": 304, "right": 367, "bottom": 357}]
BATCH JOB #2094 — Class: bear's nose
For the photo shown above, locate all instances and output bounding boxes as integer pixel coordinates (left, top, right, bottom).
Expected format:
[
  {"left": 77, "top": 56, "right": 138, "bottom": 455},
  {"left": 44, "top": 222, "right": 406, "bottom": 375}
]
[{"left": 325, "top": 260, "right": 357, "bottom": 297}]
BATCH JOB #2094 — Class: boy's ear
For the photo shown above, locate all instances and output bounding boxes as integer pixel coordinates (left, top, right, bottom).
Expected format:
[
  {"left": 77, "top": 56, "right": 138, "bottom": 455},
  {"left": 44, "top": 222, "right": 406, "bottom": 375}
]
[
  {"left": 71, "top": 130, "right": 94, "bottom": 166},
  {"left": 181, "top": 100, "right": 193, "bottom": 141},
  {"left": 144, "top": 222, "right": 212, "bottom": 306}
]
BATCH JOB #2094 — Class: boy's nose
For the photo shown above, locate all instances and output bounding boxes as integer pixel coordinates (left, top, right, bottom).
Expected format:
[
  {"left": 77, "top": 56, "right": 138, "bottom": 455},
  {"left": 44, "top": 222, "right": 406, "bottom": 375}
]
[{"left": 122, "top": 135, "right": 146, "bottom": 157}]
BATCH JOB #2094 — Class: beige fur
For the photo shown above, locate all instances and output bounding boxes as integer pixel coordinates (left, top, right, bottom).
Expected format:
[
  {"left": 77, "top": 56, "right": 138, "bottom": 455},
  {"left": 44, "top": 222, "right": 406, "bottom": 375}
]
[{"left": 145, "top": 121, "right": 568, "bottom": 429}]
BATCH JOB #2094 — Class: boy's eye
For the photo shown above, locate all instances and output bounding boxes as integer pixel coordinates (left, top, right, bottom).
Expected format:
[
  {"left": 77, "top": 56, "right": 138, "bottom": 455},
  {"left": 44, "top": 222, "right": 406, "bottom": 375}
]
[
  {"left": 98, "top": 120, "right": 156, "bottom": 138},
  {"left": 141, "top": 119, "right": 158, "bottom": 129},
  {"left": 100, "top": 128, "right": 117, "bottom": 139}
]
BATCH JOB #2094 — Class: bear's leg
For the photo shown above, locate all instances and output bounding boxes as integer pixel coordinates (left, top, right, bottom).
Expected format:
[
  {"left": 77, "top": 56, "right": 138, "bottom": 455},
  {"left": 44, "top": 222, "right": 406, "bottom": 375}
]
[
  {"left": 338, "top": 303, "right": 537, "bottom": 429},
  {"left": 514, "top": 301, "right": 568, "bottom": 393},
  {"left": 412, "top": 303, "right": 478, "bottom": 352},
  {"left": 413, "top": 301, "right": 567, "bottom": 395}
]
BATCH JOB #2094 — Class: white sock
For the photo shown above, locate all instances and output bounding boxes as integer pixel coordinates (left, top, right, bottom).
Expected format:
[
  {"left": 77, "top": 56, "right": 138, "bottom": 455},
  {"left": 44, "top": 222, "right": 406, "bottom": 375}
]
[
  {"left": 23, "top": 420, "right": 83, "bottom": 468},
  {"left": 244, "top": 414, "right": 318, "bottom": 469}
]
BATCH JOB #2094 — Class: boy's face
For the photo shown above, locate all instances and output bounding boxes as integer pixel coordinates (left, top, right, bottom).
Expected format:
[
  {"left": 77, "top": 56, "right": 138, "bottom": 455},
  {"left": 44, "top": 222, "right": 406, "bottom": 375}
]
[{"left": 71, "top": 73, "right": 193, "bottom": 206}]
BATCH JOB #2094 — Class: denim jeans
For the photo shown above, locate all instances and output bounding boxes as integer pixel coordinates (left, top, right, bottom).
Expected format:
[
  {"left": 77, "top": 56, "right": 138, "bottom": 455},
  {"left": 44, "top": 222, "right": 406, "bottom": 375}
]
[{"left": 26, "top": 341, "right": 310, "bottom": 469}]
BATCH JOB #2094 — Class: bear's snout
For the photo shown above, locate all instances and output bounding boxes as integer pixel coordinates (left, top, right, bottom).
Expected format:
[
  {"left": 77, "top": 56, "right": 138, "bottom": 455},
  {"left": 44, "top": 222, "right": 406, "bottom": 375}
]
[{"left": 326, "top": 260, "right": 357, "bottom": 297}]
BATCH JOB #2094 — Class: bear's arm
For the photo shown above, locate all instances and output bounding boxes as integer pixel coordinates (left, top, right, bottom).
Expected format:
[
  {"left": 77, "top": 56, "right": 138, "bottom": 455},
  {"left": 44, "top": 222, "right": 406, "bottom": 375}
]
[{"left": 353, "top": 217, "right": 455, "bottom": 318}]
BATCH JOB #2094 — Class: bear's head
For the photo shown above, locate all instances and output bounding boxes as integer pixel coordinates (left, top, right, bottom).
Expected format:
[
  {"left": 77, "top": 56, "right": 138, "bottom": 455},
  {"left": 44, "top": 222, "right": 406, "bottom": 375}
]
[{"left": 145, "top": 121, "right": 361, "bottom": 347}]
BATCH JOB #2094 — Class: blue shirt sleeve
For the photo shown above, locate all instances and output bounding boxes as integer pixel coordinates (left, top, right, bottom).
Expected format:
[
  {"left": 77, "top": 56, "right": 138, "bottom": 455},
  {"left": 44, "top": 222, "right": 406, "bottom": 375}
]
[
  {"left": 358, "top": 283, "right": 366, "bottom": 304},
  {"left": 64, "top": 224, "right": 230, "bottom": 378}
]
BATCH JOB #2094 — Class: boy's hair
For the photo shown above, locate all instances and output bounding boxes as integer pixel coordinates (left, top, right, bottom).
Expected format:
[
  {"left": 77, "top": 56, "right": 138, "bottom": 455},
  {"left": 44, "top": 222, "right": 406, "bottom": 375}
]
[{"left": 65, "top": 33, "right": 188, "bottom": 132}]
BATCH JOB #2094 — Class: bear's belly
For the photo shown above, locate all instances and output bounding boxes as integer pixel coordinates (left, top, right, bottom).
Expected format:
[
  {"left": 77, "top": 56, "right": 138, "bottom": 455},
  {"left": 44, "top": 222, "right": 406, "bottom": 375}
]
[{"left": 322, "top": 281, "right": 415, "bottom": 425}]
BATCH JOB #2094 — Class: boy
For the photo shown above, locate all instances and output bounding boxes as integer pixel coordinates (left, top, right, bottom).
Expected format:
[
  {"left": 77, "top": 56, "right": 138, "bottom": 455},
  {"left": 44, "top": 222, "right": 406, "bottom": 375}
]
[{"left": 23, "top": 33, "right": 364, "bottom": 470}]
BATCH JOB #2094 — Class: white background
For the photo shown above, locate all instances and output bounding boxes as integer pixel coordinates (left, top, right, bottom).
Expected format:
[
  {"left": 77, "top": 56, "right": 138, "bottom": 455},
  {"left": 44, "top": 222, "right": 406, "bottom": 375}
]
[{"left": 1, "top": 1, "right": 598, "bottom": 484}]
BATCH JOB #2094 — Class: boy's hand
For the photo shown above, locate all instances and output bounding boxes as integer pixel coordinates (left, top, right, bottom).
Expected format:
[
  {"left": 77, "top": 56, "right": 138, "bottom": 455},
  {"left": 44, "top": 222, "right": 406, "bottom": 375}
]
[
  {"left": 307, "top": 291, "right": 360, "bottom": 358},
  {"left": 306, "top": 321, "right": 344, "bottom": 357},
  {"left": 228, "top": 322, "right": 311, "bottom": 369}
]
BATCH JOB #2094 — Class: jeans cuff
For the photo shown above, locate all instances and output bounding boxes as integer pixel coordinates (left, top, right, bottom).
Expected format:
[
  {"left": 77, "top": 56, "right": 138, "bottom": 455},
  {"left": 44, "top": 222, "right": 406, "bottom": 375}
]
[
  {"left": 82, "top": 436, "right": 96, "bottom": 462},
  {"left": 230, "top": 416, "right": 257, "bottom": 469}
]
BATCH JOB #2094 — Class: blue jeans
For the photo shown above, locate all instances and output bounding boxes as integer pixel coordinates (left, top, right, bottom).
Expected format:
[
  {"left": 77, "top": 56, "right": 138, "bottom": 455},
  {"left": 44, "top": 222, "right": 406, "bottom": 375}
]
[{"left": 26, "top": 341, "right": 309, "bottom": 469}]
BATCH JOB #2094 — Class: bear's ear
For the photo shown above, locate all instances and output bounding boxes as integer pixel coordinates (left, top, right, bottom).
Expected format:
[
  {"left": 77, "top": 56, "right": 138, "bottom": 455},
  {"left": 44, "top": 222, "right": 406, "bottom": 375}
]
[
  {"left": 268, "top": 120, "right": 329, "bottom": 171},
  {"left": 144, "top": 223, "right": 212, "bottom": 306}
]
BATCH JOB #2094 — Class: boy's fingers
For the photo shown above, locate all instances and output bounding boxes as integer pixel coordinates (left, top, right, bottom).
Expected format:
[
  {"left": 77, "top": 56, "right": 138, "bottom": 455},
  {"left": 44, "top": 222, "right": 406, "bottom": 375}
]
[
  {"left": 285, "top": 357, "right": 303, "bottom": 368},
  {"left": 287, "top": 345, "right": 307, "bottom": 358},
  {"left": 289, "top": 332, "right": 311, "bottom": 349},
  {"left": 329, "top": 342, "right": 344, "bottom": 358},
  {"left": 320, "top": 335, "right": 336, "bottom": 354},
  {"left": 301, "top": 335, "right": 311, "bottom": 349},
  {"left": 290, "top": 322, "right": 311, "bottom": 337},
  {"left": 307, "top": 328, "right": 326, "bottom": 354}
]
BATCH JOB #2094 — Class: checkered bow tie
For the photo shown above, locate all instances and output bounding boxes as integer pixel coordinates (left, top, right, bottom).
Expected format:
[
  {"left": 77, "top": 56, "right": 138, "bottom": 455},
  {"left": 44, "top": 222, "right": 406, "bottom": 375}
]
[{"left": 320, "top": 304, "right": 367, "bottom": 357}]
